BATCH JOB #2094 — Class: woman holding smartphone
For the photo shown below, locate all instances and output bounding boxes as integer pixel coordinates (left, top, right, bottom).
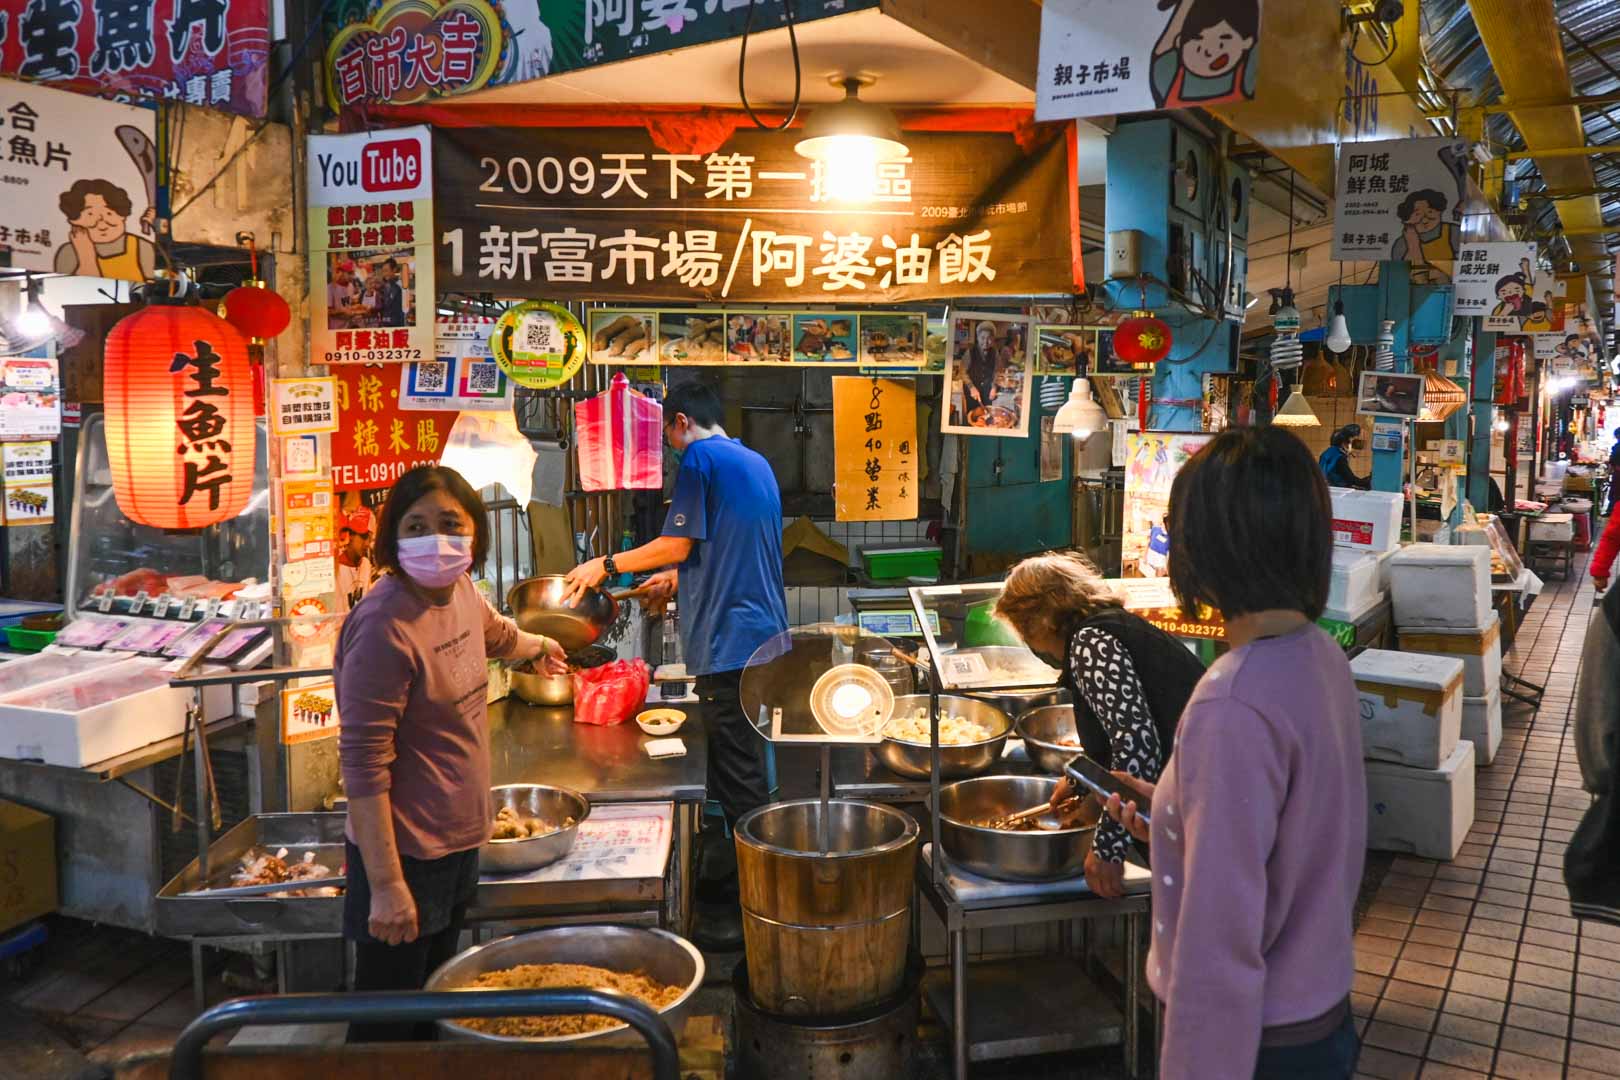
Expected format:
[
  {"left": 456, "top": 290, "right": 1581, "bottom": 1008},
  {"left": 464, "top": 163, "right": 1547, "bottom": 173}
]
[
  {"left": 1105, "top": 427, "right": 1365, "bottom": 1079},
  {"left": 337, "top": 465, "right": 567, "bottom": 1039}
]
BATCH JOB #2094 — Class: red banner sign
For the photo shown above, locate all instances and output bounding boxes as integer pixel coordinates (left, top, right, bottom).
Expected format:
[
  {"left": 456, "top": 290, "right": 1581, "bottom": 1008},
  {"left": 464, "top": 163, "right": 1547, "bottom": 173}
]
[
  {"left": 0, "top": 0, "right": 271, "bottom": 117},
  {"left": 330, "top": 365, "right": 452, "bottom": 495}
]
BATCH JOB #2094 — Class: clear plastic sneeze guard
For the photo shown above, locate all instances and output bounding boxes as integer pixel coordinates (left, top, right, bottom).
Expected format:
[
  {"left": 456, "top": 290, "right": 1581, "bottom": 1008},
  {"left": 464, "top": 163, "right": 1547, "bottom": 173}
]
[
  {"left": 66, "top": 412, "right": 272, "bottom": 618},
  {"left": 739, "top": 623, "right": 907, "bottom": 745},
  {"left": 907, "top": 583, "right": 1061, "bottom": 693}
]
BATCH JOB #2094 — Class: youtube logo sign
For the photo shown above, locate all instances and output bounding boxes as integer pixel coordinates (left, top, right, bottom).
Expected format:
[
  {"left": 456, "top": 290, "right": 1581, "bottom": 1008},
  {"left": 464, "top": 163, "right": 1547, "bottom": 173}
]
[{"left": 309, "top": 125, "right": 432, "bottom": 205}]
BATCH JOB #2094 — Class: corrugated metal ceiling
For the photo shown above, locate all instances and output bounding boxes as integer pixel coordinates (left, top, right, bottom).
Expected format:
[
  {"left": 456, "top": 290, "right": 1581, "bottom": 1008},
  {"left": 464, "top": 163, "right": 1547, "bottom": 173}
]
[{"left": 1423, "top": 0, "right": 1620, "bottom": 259}]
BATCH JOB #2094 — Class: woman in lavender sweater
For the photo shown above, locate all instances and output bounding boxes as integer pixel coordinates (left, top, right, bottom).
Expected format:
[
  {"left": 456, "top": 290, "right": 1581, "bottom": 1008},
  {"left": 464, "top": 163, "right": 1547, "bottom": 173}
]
[{"left": 1106, "top": 427, "right": 1366, "bottom": 1079}]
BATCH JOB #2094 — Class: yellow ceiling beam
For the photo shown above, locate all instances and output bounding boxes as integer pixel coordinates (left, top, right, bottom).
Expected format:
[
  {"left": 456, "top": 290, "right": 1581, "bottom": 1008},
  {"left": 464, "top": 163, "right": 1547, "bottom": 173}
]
[
  {"left": 1467, "top": 0, "right": 1607, "bottom": 266},
  {"left": 1506, "top": 146, "right": 1620, "bottom": 161}
]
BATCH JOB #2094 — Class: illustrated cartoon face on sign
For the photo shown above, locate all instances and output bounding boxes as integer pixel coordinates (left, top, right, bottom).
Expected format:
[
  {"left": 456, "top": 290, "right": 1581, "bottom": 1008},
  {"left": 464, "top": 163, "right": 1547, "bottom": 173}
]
[
  {"left": 1151, "top": 0, "right": 1260, "bottom": 109},
  {"left": 53, "top": 178, "right": 157, "bottom": 282}
]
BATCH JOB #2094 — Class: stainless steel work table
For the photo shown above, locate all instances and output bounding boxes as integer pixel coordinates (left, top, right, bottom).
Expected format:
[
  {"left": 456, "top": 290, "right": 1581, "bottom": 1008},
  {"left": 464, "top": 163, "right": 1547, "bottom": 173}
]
[{"left": 480, "top": 698, "right": 708, "bottom": 934}]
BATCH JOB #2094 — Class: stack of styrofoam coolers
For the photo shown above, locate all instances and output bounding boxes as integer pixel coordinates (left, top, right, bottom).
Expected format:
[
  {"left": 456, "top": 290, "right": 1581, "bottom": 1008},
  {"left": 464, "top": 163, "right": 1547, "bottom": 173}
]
[
  {"left": 1352, "top": 648, "right": 1474, "bottom": 861},
  {"left": 1325, "top": 488, "right": 1405, "bottom": 625},
  {"left": 1388, "top": 543, "right": 1501, "bottom": 766}
]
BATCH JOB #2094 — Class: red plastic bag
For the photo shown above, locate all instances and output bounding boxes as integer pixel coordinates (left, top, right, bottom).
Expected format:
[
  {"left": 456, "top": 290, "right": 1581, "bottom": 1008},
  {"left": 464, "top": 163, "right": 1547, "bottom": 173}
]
[
  {"left": 572, "top": 659, "right": 650, "bottom": 726},
  {"left": 574, "top": 373, "right": 664, "bottom": 493}
]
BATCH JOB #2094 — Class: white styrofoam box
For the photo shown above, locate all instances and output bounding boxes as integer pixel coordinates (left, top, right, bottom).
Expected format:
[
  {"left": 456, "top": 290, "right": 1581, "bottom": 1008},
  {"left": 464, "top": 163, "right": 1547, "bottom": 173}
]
[
  {"left": 1374, "top": 547, "right": 1399, "bottom": 591},
  {"left": 1352, "top": 649, "right": 1464, "bottom": 769},
  {"left": 1461, "top": 689, "right": 1503, "bottom": 766},
  {"left": 1329, "top": 550, "right": 1383, "bottom": 614},
  {"left": 1389, "top": 544, "right": 1491, "bottom": 628},
  {"left": 1330, "top": 487, "right": 1405, "bottom": 554},
  {"left": 0, "top": 657, "right": 230, "bottom": 768},
  {"left": 1396, "top": 614, "right": 1502, "bottom": 698},
  {"left": 1365, "top": 740, "right": 1477, "bottom": 860},
  {"left": 236, "top": 679, "right": 276, "bottom": 718},
  {"left": 1321, "top": 591, "right": 1386, "bottom": 628},
  {"left": 1528, "top": 514, "right": 1574, "bottom": 543}
]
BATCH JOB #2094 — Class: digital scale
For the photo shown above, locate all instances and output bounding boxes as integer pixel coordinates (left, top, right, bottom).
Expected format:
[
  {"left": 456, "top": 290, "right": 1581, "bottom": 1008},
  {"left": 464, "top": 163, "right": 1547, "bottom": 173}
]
[{"left": 849, "top": 588, "right": 940, "bottom": 639}]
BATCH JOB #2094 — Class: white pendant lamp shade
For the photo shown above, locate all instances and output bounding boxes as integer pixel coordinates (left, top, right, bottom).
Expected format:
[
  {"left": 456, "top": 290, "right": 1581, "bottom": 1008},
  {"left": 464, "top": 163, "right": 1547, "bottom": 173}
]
[
  {"left": 1272, "top": 388, "right": 1321, "bottom": 427},
  {"left": 1325, "top": 311, "right": 1352, "bottom": 354},
  {"left": 1052, "top": 377, "right": 1108, "bottom": 443}
]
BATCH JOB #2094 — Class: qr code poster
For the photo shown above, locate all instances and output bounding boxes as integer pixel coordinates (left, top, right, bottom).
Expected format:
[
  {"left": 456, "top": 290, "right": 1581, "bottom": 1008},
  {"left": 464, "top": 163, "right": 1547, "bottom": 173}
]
[
  {"left": 491, "top": 301, "right": 589, "bottom": 389},
  {"left": 399, "top": 318, "right": 516, "bottom": 412}
]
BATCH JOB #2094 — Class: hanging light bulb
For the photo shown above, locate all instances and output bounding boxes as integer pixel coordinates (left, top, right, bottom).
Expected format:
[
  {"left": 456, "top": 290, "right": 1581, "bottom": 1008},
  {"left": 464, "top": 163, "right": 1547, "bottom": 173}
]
[
  {"left": 1375, "top": 320, "right": 1396, "bottom": 371},
  {"left": 1493, "top": 414, "right": 1511, "bottom": 433},
  {"left": 11, "top": 274, "right": 51, "bottom": 342},
  {"left": 1052, "top": 377, "right": 1109, "bottom": 445},
  {"left": 1326, "top": 305, "right": 1352, "bottom": 354}
]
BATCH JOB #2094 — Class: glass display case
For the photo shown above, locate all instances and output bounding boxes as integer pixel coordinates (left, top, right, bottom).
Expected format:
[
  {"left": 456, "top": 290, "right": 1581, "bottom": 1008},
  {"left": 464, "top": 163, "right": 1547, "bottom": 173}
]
[
  {"left": 65, "top": 411, "right": 272, "bottom": 618},
  {"left": 906, "top": 583, "right": 1062, "bottom": 693}
]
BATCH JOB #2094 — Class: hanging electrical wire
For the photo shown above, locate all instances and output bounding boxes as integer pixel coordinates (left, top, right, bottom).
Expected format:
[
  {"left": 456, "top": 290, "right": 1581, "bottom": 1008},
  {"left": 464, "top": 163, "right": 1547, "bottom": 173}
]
[{"left": 738, "top": 0, "right": 802, "bottom": 132}]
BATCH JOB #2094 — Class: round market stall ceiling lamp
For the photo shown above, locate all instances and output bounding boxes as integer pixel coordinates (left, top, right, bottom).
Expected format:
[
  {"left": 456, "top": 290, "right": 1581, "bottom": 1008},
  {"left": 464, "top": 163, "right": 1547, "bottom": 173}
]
[
  {"left": 795, "top": 77, "right": 909, "bottom": 201},
  {"left": 1052, "top": 377, "right": 1108, "bottom": 443},
  {"left": 1271, "top": 388, "right": 1321, "bottom": 427}
]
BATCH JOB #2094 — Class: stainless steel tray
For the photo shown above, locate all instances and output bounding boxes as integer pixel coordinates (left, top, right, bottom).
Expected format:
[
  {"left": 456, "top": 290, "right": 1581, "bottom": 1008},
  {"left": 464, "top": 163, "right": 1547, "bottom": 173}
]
[{"left": 155, "top": 812, "right": 346, "bottom": 939}]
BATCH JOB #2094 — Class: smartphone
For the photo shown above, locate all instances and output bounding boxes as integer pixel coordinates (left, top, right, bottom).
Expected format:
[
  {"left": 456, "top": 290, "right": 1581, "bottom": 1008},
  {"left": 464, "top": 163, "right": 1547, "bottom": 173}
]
[{"left": 1065, "top": 755, "right": 1151, "bottom": 827}]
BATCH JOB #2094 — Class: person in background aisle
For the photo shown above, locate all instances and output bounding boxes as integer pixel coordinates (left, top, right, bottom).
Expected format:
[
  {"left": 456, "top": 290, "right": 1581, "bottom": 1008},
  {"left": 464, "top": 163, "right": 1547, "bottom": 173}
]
[
  {"left": 336, "top": 507, "right": 375, "bottom": 613},
  {"left": 1606, "top": 427, "right": 1620, "bottom": 515},
  {"left": 1104, "top": 427, "right": 1365, "bottom": 1080},
  {"left": 1318, "top": 424, "right": 1369, "bottom": 489},
  {"left": 1590, "top": 504, "right": 1620, "bottom": 593},
  {"left": 337, "top": 466, "right": 566, "bottom": 1040},
  {"left": 561, "top": 381, "right": 789, "bottom": 948},
  {"left": 995, "top": 552, "right": 1204, "bottom": 898}
]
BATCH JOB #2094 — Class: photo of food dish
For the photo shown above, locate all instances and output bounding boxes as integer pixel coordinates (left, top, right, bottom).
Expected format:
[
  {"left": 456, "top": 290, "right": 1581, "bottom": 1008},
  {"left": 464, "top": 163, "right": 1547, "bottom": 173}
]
[
  {"left": 1356, "top": 371, "right": 1426, "bottom": 419},
  {"left": 590, "top": 311, "right": 659, "bottom": 365},
  {"left": 659, "top": 313, "right": 726, "bottom": 365},
  {"left": 793, "top": 312, "right": 859, "bottom": 363},
  {"left": 858, "top": 313, "right": 925, "bottom": 367},
  {"left": 943, "top": 312, "right": 1034, "bottom": 437},
  {"left": 1036, "top": 326, "right": 1094, "bottom": 376},
  {"left": 726, "top": 312, "right": 792, "bottom": 364}
]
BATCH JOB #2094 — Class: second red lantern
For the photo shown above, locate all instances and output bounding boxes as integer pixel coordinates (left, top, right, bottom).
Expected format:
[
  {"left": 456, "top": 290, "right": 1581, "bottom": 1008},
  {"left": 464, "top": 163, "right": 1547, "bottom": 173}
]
[{"left": 104, "top": 301, "right": 257, "bottom": 530}]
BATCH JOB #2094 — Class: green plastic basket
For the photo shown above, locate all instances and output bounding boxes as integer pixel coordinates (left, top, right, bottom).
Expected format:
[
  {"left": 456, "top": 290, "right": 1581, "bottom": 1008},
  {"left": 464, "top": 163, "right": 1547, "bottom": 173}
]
[
  {"left": 860, "top": 545, "right": 942, "bottom": 582},
  {"left": 4, "top": 626, "right": 57, "bottom": 653}
]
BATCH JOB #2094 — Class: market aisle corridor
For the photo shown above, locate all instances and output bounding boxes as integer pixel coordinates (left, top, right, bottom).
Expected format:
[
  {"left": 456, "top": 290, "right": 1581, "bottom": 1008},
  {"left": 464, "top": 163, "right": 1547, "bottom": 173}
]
[{"left": 1352, "top": 561, "right": 1620, "bottom": 1080}]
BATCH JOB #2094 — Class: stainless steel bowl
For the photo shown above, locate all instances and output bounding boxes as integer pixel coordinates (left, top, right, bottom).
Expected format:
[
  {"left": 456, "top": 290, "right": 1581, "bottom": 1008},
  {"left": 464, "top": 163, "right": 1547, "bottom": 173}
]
[
  {"left": 507, "top": 645, "right": 616, "bottom": 707},
  {"left": 1015, "top": 704, "right": 1086, "bottom": 775},
  {"left": 508, "top": 576, "right": 619, "bottom": 652},
  {"left": 480, "top": 784, "right": 590, "bottom": 874},
  {"left": 427, "top": 925, "right": 704, "bottom": 1045},
  {"left": 874, "top": 694, "right": 1010, "bottom": 780},
  {"left": 936, "top": 774, "right": 1096, "bottom": 882}
]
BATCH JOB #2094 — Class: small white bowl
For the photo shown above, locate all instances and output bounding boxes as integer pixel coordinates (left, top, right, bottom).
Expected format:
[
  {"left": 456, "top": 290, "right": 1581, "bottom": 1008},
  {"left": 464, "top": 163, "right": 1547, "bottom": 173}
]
[{"left": 636, "top": 708, "right": 687, "bottom": 736}]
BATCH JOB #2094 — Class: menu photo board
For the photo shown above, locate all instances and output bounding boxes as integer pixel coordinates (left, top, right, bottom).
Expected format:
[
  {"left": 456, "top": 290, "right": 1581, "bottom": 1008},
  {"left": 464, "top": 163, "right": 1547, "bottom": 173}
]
[
  {"left": 308, "top": 126, "right": 435, "bottom": 365},
  {"left": 1, "top": 440, "right": 54, "bottom": 526},
  {"left": 588, "top": 309, "right": 929, "bottom": 367}
]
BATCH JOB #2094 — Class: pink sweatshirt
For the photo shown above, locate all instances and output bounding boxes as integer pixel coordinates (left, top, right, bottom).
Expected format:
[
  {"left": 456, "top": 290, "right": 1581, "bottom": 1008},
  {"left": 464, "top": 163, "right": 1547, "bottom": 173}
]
[
  {"left": 1146, "top": 623, "right": 1366, "bottom": 1079},
  {"left": 337, "top": 574, "right": 523, "bottom": 860}
]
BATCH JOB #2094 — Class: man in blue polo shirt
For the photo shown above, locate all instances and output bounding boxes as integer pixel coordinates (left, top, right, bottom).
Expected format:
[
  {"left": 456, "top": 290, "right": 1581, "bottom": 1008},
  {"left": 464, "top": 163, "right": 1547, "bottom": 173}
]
[{"left": 563, "top": 381, "right": 788, "bottom": 943}]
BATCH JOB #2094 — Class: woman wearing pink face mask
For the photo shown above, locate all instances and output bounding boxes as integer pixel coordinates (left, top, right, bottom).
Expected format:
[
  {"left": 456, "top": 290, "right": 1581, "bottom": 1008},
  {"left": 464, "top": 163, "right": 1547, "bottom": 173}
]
[{"left": 336, "top": 465, "right": 565, "bottom": 1038}]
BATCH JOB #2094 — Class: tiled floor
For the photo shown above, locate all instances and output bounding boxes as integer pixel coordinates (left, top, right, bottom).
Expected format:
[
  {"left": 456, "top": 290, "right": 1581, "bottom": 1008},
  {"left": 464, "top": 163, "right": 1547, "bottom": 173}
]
[{"left": 1351, "top": 553, "right": 1620, "bottom": 1080}]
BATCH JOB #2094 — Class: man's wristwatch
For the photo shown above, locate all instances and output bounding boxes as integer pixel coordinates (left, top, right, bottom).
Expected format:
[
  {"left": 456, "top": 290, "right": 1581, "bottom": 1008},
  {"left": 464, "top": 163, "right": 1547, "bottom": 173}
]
[{"left": 603, "top": 554, "right": 618, "bottom": 578}]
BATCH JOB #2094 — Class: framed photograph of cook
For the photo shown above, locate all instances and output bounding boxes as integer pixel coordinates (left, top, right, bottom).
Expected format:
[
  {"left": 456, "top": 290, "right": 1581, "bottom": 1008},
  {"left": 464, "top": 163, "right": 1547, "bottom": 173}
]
[
  {"left": 943, "top": 312, "right": 1035, "bottom": 437},
  {"left": 1356, "top": 371, "right": 1427, "bottom": 419}
]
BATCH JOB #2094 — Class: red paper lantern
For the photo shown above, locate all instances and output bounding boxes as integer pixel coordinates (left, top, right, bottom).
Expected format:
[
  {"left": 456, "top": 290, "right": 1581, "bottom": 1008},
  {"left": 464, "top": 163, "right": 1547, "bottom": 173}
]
[
  {"left": 1114, "top": 314, "right": 1174, "bottom": 367},
  {"left": 222, "top": 281, "right": 291, "bottom": 343},
  {"left": 104, "top": 302, "right": 257, "bottom": 530}
]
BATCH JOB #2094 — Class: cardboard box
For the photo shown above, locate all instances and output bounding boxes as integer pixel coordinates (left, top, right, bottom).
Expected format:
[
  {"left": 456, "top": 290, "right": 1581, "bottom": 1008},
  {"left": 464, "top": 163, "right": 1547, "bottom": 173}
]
[
  {"left": 1330, "top": 488, "right": 1405, "bottom": 554},
  {"left": 1365, "top": 741, "right": 1476, "bottom": 860},
  {"left": 1352, "top": 649, "right": 1464, "bottom": 769},
  {"left": 0, "top": 799, "right": 56, "bottom": 935},
  {"left": 1389, "top": 544, "right": 1491, "bottom": 628},
  {"left": 1397, "top": 614, "right": 1502, "bottom": 698}
]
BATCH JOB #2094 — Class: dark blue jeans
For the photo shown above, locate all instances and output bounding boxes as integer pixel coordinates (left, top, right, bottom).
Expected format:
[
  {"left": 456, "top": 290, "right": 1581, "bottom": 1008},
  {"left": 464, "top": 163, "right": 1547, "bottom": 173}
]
[{"left": 1253, "top": 1011, "right": 1360, "bottom": 1079}]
